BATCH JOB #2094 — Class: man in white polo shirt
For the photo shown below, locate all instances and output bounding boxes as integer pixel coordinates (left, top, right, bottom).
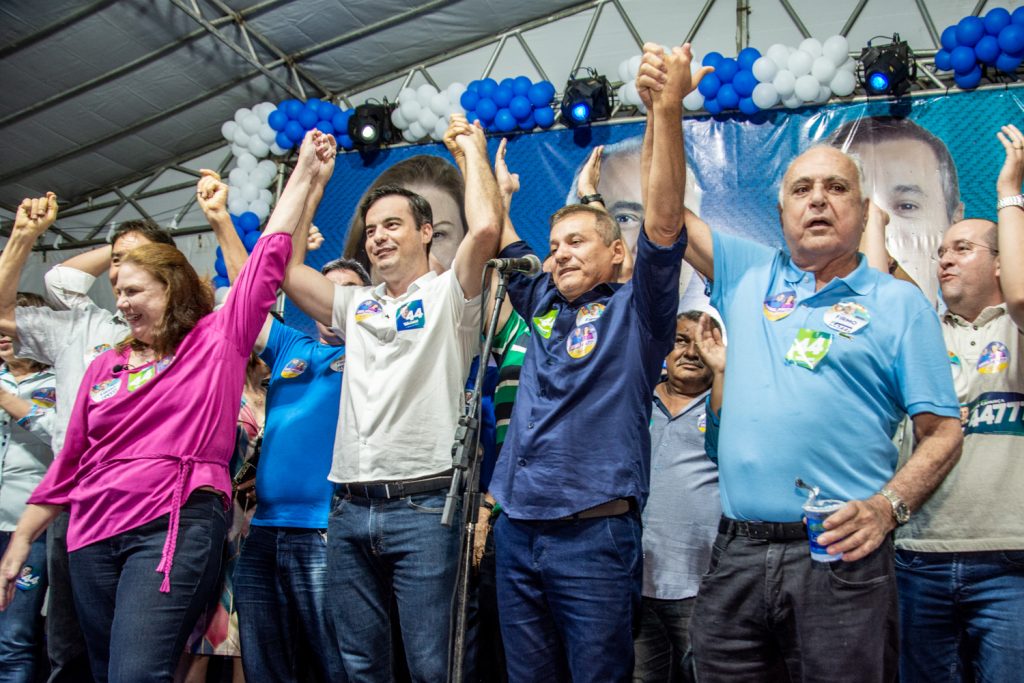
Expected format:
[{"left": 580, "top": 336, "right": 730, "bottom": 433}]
[{"left": 281, "top": 121, "right": 501, "bottom": 682}]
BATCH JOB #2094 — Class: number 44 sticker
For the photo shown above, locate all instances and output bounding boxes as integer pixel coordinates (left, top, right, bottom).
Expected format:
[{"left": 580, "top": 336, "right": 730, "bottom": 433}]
[{"left": 785, "top": 328, "right": 833, "bottom": 370}]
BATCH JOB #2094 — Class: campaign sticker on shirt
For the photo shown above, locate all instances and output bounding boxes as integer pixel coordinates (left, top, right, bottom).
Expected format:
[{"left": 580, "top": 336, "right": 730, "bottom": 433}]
[
  {"left": 533, "top": 309, "right": 557, "bottom": 339},
  {"left": 30, "top": 387, "right": 56, "bottom": 408},
  {"left": 763, "top": 290, "right": 796, "bottom": 321},
  {"left": 127, "top": 366, "right": 157, "bottom": 392},
  {"left": 697, "top": 412, "right": 707, "bottom": 433},
  {"left": 155, "top": 355, "right": 175, "bottom": 373},
  {"left": 355, "top": 300, "right": 383, "bottom": 322},
  {"left": 330, "top": 356, "right": 345, "bottom": 373},
  {"left": 949, "top": 351, "right": 961, "bottom": 366},
  {"left": 962, "top": 391, "right": 1024, "bottom": 436},
  {"left": 396, "top": 300, "right": 426, "bottom": 331},
  {"left": 784, "top": 328, "right": 833, "bottom": 370},
  {"left": 576, "top": 302, "right": 606, "bottom": 326},
  {"left": 89, "top": 377, "right": 121, "bottom": 402},
  {"left": 977, "top": 342, "right": 1009, "bottom": 374},
  {"left": 281, "top": 358, "right": 307, "bottom": 379},
  {"left": 566, "top": 324, "right": 597, "bottom": 359},
  {"left": 15, "top": 566, "right": 40, "bottom": 591},
  {"left": 824, "top": 302, "right": 870, "bottom": 335},
  {"left": 83, "top": 343, "right": 113, "bottom": 364}
]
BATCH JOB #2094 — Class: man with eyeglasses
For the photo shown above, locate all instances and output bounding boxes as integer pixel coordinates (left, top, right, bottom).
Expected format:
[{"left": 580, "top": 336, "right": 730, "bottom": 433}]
[{"left": 894, "top": 123, "right": 1024, "bottom": 683}]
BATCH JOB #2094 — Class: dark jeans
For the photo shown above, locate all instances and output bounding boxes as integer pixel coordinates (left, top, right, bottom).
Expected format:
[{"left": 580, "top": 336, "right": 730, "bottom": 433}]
[
  {"left": 494, "top": 511, "right": 642, "bottom": 683},
  {"left": 326, "top": 491, "right": 460, "bottom": 683},
  {"left": 0, "top": 531, "right": 47, "bottom": 683},
  {"left": 233, "top": 524, "right": 344, "bottom": 683},
  {"left": 45, "top": 511, "right": 94, "bottom": 683},
  {"left": 632, "top": 596, "right": 694, "bottom": 683},
  {"left": 896, "top": 548, "right": 1024, "bottom": 683},
  {"left": 68, "top": 491, "right": 226, "bottom": 683},
  {"left": 689, "top": 529, "right": 898, "bottom": 683}
]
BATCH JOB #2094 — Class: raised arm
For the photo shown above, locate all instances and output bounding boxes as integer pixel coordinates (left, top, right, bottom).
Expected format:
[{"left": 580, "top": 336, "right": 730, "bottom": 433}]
[
  {"left": 450, "top": 120, "right": 502, "bottom": 298},
  {"left": 197, "top": 169, "right": 248, "bottom": 283},
  {"left": 996, "top": 123, "right": 1024, "bottom": 328},
  {"left": 695, "top": 313, "right": 725, "bottom": 416},
  {"left": 0, "top": 194, "right": 58, "bottom": 338}
]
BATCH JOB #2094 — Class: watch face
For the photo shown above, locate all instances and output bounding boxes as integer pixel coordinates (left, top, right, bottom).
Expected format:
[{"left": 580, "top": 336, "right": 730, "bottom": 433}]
[{"left": 895, "top": 503, "right": 911, "bottom": 524}]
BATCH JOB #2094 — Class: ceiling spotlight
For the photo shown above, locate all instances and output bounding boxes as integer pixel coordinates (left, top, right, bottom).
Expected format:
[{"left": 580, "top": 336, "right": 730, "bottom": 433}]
[
  {"left": 560, "top": 68, "right": 613, "bottom": 127},
  {"left": 347, "top": 102, "right": 399, "bottom": 151},
  {"left": 858, "top": 34, "right": 916, "bottom": 97}
]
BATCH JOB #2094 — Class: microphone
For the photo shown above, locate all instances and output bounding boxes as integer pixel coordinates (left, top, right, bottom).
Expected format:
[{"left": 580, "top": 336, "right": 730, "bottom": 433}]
[
  {"left": 487, "top": 254, "right": 541, "bottom": 276},
  {"left": 112, "top": 363, "right": 132, "bottom": 374}
]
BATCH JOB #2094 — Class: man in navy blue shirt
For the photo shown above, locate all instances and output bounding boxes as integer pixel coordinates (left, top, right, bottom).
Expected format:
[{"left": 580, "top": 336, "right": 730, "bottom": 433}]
[{"left": 456, "top": 44, "right": 710, "bottom": 683}]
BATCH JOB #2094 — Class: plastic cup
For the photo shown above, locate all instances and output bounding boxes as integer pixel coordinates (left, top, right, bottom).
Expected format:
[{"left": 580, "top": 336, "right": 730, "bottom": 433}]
[{"left": 802, "top": 499, "right": 845, "bottom": 562}]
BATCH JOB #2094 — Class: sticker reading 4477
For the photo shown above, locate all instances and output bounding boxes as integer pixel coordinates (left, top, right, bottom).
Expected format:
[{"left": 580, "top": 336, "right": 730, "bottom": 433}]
[
  {"left": 396, "top": 300, "right": 426, "bottom": 331},
  {"left": 532, "top": 309, "right": 557, "bottom": 339},
  {"left": 963, "top": 391, "right": 1024, "bottom": 436},
  {"left": 784, "top": 328, "right": 833, "bottom": 370}
]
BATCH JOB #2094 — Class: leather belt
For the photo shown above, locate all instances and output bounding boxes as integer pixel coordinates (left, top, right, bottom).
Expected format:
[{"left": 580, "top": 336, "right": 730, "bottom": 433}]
[
  {"left": 340, "top": 472, "right": 453, "bottom": 500},
  {"left": 719, "top": 516, "right": 806, "bottom": 541},
  {"left": 559, "top": 498, "right": 632, "bottom": 521}
]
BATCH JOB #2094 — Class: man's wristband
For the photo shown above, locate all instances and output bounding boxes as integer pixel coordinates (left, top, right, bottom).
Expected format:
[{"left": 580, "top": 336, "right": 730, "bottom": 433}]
[
  {"left": 580, "top": 193, "right": 604, "bottom": 205},
  {"left": 996, "top": 194, "right": 1024, "bottom": 211}
]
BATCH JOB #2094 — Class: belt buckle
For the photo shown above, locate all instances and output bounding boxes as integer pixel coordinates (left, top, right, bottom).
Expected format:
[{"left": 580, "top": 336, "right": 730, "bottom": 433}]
[
  {"left": 383, "top": 483, "right": 392, "bottom": 499},
  {"left": 747, "top": 523, "right": 769, "bottom": 540}
]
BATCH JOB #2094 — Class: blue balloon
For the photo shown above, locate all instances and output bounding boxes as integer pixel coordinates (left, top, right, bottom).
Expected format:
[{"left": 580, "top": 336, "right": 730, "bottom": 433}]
[
  {"left": 499, "top": 77, "right": 515, "bottom": 90},
  {"left": 298, "top": 107, "right": 318, "bottom": 130},
  {"left": 940, "top": 26, "right": 959, "bottom": 51},
  {"left": 733, "top": 69, "right": 758, "bottom": 97},
  {"left": 717, "top": 83, "right": 739, "bottom": 109},
  {"left": 242, "top": 231, "right": 260, "bottom": 252},
  {"left": 716, "top": 58, "right": 739, "bottom": 83},
  {"left": 697, "top": 72, "right": 722, "bottom": 98},
  {"left": 238, "top": 212, "right": 261, "bottom": 233},
  {"left": 518, "top": 111, "right": 536, "bottom": 130},
  {"left": 984, "top": 8, "right": 1011, "bottom": 35},
  {"left": 493, "top": 85, "right": 514, "bottom": 107},
  {"left": 316, "top": 121, "right": 335, "bottom": 135},
  {"left": 737, "top": 47, "right": 761, "bottom": 71},
  {"left": 703, "top": 51, "right": 724, "bottom": 68},
  {"left": 950, "top": 45, "right": 977, "bottom": 74},
  {"left": 467, "top": 80, "right": 481, "bottom": 93},
  {"left": 512, "top": 76, "right": 532, "bottom": 96},
  {"left": 956, "top": 16, "right": 985, "bottom": 47},
  {"left": 285, "top": 120, "right": 306, "bottom": 143},
  {"left": 275, "top": 131, "right": 294, "bottom": 150},
  {"left": 494, "top": 108, "right": 516, "bottom": 133},
  {"left": 213, "top": 275, "right": 230, "bottom": 289},
  {"left": 954, "top": 64, "right": 983, "bottom": 89},
  {"left": 738, "top": 97, "right": 760, "bottom": 116},
  {"left": 974, "top": 35, "right": 1000, "bottom": 64},
  {"left": 478, "top": 78, "right": 499, "bottom": 100},
  {"left": 214, "top": 255, "right": 227, "bottom": 278},
  {"left": 704, "top": 98, "right": 723, "bottom": 115},
  {"left": 268, "top": 110, "right": 288, "bottom": 131},
  {"left": 509, "top": 95, "right": 532, "bottom": 120},
  {"left": 338, "top": 134, "right": 354, "bottom": 150},
  {"left": 460, "top": 90, "right": 480, "bottom": 111},
  {"left": 528, "top": 82, "right": 555, "bottom": 106},
  {"left": 466, "top": 111, "right": 480, "bottom": 126},
  {"left": 996, "top": 51, "right": 1023, "bottom": 73},
  {"left": 216, "top": 246, "right": 223, "bottom": 260},
  {"left": 282, "top": 99, "right": 303, "bottom": 120},
  {"left": 934, "top": 49, "right": 953, "bottom": 71},
  {"left": 1014, "top": 7, "right": 1024, "bottom": 26},
  {"left": 475, "top": 98, "right": 497, "bottom": 122},
  {"left": 999, "top": 23, "right": 1024, "bottom": 54},
  {"left": 331, "top": 110, "right": 351, "bottom": 133},
  {"left": 534, "top": 106, "right": 555, "bottom": 128},
  {"left": 305, "top": 98, "right": 323, "bottom": 115}
]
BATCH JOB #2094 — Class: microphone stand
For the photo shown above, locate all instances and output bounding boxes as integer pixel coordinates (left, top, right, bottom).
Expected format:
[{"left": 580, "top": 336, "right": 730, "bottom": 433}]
[{"left": 443, "top": 265, "right": 507, "bottom": 683}]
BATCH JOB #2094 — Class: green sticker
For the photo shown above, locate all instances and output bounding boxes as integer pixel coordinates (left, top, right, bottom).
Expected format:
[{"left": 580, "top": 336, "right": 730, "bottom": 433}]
[
  {"left": 784, "top": 328, "right": 833, "bottom": 370},
  {"left": 127, "top": 366, "right": 157, "bottom": 392},
  {"left": 532, "top": 309, "right": 557, "bottom": 339}
]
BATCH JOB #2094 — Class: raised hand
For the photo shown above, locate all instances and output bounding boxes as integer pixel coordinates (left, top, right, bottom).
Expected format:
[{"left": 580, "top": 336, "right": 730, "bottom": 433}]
[
  {"left": 307, "top": 224, "right": 325, "bottom": 252},
  {"left": 297, "top": 129, "right": 337, "bottom": 184},
  {"left": 695, "top": 313, "right": 725, "bottom": 375},
  {"left": 578, "top": 146, "right": 603, "bottom": 198},
  {"left": 637, "top": 42, "right": 667, "bottom": 110},
  {"left": 660, "top": 43, "right": 713, "bottom": 103},
  {"left": 996, "top": 123, "right": 1024, "bottom": 198},
  {"left": 495, "top": 138, "right": 520, "bottom": 207},
  {"left": 196, "top": 169, "right": 229, "bottom": 221},
  {"left": 13, "top": 192, "right": 58, "bottom": 240},
  {"left": 444, "top": 114, "right": 472, "bottom": 173},
  {"left": 453, "top": 116, "right": 488, "bottom": 160}
]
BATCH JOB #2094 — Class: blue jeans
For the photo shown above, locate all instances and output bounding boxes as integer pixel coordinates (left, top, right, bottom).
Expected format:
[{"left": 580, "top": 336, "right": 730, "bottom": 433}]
[
  {"left": 0, "top": 531, "right": 47, "bottom": 683},
  {"left": 326, "top": 490, "right": 460, "bottom": 683},
  {"left": 233, "top": 524, "right": 344, "bottom": 682},
  {"left": 493, "top": 511, "right": 643, "bottom": 683},
  {"left": 633, "top": 596, "right": 694, "bottom": 683},
  {"left": 68, "top": 491, "right": 227, "bottom": 683},
  {"left": 896, "top": 549, "right": 1024, "bottom": 683}
]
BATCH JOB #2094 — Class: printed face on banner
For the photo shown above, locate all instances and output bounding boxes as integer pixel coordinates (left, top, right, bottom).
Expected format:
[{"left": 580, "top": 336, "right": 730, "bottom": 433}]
[{"left": 410, "top": 183, "right": 465, "bottom": 270}]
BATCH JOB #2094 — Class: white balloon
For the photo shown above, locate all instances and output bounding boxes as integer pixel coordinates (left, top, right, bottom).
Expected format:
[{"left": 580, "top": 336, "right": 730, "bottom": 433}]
[
  {"left": 248, "top": 199, "right": 271, "bottom": 220},
  {"left": 752, "top": 56, "right": 778, "bottom": 83},
  {"left": 794, "top": 74, "right": 820, "bottom": 101},
  {"left": 233, "top": 107, "right": 251, "bottom": 124},
  {"left": 829, "top": 69, "right": 857, "bottom": 97},
  {"left": 231, "top": 143, "right": 248, "bottom": 159},
  {"left": 783, "top": 94, "right": 803, "bottom": 109},
  {"left": 256, "top": 159, "right": 276, "bottom": 179},
  {"left": 228, "top": 167, "right": 249, "bottom": 186},
  {"left": 768, "top": 43, "right": 790, "bottom": 69},
  {"left": 237, "top": 153, "right": 257, "bottom": 172},
  {"left": 221, "top": 120, "right": 238, "bottom": 142},
  {"left": 751, "top": 82, "right": 779, "bottom": 109},
  {"left": 618, "top": 59, "right": 632, "bottom": 84},
  {"left": 417, "top": 107, "right": 437, "bottom": 130},
  {"left": 269, "top": 142, "right": 287, "bottom": 156},
  {"left": 233, "top": 128, "right": 250, "bottom": 147},
  {"left": 402, "top": 128, "right": 419, "bottom": 143},
  {"left": 258, "top": 188, "right": 274, "bottom": 205},
  {"left": 398, "top": 87, "right": 417, "bottom": 104},
  {"left": 773, "top": 70, "right": 796, "bottom": 97},
  {"left": 241, "top": 184, "right": 259, "bottom": 202},
  {"left": 447, "top": 82, "right": 467, "bottom": 103},
  {"left": 799, "top": 38, "right": 823, "bottom": 58},
  {"left": 242, "top": 113, "right": 261, "bottom": 135},
  {"left": 815, "top": 85, "right": 831, "bottom": 103},
  {"left": 623, "top": 80, "right": 640, "bottom": 106},
  {"left": 840, "top": 56, "right": 857, "bottom": 72},
  {"left": 256, "top": 102, "right": 277, "bottom": 119},
  {"left": 812, "top": 56, "right": 837, "bottom": 84},
  {"left": 628, "top": 55, "right": 642, "bottom": 80},
  {"left": 431, "top": 118, "right": 448, "bottom": 141},
  {"left": 416, "top": 84, "right": 437, "bottom": 107},
  {"left": 408, "top": 120, "right": 427, "bottom": 140},
  {"left": 248, "top": 137, "right": 270, "bottom": 158},
  {"left": 258, "top": 125, "right": 277, "bottom": 144},
  {"left": 682, "top": 89, "right": 705, "bottom": 111},
  {"left": 430, "top": 92, "right": 450, "bottom": 117},
  {"left": 399, "top": 98, "right": 420, "bottom": 122},
  {"left": 788, "top": 50, "right": 813, "bottom": 77},
  {"left": 228, "top": 197, "right": 247, "bottom": 216},
  {"left": 823, "top": 35, "right": 850, "bottom": 67},
  {"left": 391, "top": 108, "right": 409, "bottom": 130}
]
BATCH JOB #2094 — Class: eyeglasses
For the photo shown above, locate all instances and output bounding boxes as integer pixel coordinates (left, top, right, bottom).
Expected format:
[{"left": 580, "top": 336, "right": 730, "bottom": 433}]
[{"left": 937, "top": 239, "right": 999, "bottom": 259}]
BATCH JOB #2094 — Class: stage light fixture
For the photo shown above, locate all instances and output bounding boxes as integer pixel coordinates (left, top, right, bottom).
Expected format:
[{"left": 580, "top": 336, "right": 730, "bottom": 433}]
[
  {"left": 560, "top": 68, "right": 613, "bottom": 127},
  {"left": 858, "top": 34, "right": 916, "bottom": 97},
  {"left": 347, "top": 101, "right": 398, "bottom": 151}
]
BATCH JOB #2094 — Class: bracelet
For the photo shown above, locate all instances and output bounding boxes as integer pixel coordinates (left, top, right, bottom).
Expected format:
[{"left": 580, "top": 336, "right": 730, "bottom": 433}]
[
  {"left": 481, "top": 499, "right": 494, "bottom": 511},
  {"left": 580, "top": 193, "right": 604, "bottom": 205},
  {"left": 996, "top": 194, "right": 1024, "bottom": 211}
]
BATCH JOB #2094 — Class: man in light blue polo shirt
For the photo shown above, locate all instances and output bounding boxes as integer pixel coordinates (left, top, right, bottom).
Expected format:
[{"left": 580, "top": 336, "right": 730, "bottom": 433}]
[{"left": 639, "top": 44, "right": 963, "bottom": 681}]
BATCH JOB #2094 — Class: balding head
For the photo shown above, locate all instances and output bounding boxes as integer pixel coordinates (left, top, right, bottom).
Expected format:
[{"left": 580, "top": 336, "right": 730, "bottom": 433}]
[{"left": 938, "top": 218, "right": 1001, "bottom": 320}]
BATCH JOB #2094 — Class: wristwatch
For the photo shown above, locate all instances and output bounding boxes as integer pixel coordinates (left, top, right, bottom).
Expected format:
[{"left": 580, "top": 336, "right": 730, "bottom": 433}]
[
  {"left": 878, "top": 488, "right": 911, "bottom": 525},
  {"left": 996, "top": 194, "right": 1024, "bottom": 211}
]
